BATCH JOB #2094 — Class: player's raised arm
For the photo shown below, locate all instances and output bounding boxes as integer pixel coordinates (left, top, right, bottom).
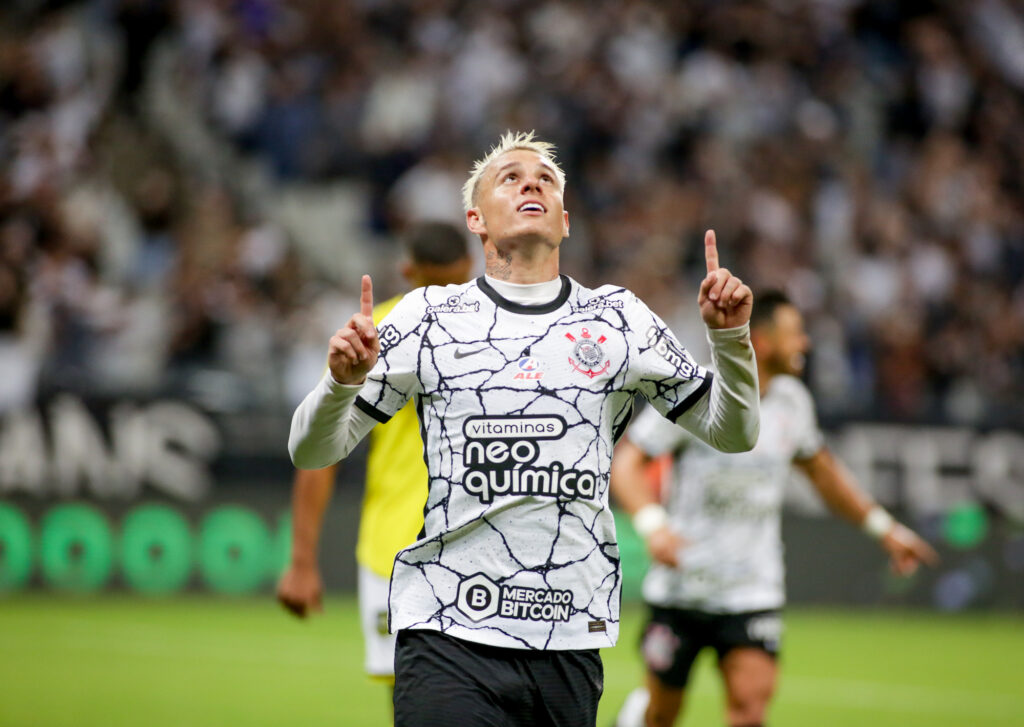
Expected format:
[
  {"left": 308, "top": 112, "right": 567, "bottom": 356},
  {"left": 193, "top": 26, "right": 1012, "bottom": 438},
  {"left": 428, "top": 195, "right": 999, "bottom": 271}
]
[
  {"left": 288, "top": 275, "right": 382, "bottom": 469},
  {"left": 668, "top": 230, "right": 759, "bottom": 453}
]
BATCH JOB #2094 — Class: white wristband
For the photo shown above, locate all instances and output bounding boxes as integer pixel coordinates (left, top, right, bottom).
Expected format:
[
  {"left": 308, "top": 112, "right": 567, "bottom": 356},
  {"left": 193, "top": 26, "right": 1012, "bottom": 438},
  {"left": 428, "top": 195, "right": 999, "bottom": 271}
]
[
  {"left": 862, "top": 506, "right": 894, "bottom": 540},
  {"left": 633, "top": 504, "right": 669, "bottom": 538}
]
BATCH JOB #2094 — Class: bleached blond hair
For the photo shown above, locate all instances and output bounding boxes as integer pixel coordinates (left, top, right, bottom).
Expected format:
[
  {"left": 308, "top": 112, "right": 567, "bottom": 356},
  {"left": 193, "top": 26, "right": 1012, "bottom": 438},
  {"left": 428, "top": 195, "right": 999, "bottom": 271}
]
[{"left": 461, "top": 130, "right": 566, "bottom": 211}]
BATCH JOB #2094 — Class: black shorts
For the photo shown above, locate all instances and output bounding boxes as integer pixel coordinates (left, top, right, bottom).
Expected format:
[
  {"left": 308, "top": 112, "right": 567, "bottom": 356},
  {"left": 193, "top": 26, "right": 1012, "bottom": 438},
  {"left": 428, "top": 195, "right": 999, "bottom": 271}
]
[
  {"left": 639, "top": 606, "right": 782, "bottom": 689},
  {"left": 393, "top": 629, "right": 604, "bottom": 727}
]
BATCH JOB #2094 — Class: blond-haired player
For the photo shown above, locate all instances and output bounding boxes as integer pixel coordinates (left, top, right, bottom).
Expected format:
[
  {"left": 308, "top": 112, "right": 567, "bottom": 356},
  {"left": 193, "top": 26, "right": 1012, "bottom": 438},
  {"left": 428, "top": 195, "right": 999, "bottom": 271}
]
[{"left": 288, "top": 131, "right": 761, "bottom": 727}]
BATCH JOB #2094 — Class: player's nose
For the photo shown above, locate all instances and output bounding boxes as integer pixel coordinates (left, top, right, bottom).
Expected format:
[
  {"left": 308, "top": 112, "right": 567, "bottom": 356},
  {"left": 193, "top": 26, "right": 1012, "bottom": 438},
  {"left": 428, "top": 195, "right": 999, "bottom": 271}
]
[{"left": 519, "top": 176, "right": 542, "bottom": 194}]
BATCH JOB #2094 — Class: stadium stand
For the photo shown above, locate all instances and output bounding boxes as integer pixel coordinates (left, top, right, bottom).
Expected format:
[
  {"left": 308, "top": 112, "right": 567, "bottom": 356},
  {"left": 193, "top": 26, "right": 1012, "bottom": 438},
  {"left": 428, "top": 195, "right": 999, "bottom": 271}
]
[{"left": 1, "top": 0, "right": 1022, "bottom": 430}]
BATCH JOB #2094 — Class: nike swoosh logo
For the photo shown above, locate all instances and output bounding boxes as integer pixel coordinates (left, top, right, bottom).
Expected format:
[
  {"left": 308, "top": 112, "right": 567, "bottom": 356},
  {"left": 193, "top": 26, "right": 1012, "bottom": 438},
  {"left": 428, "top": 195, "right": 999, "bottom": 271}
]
[{"left": 454, "top": 347, "right": 488, "bottom": 359}]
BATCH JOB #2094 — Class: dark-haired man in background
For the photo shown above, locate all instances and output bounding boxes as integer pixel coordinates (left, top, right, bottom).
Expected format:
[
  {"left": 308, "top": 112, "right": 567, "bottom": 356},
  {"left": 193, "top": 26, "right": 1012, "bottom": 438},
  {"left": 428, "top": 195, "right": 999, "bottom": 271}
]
[{"left": 277, "top": 222, "right": 472, "bottom": 692}]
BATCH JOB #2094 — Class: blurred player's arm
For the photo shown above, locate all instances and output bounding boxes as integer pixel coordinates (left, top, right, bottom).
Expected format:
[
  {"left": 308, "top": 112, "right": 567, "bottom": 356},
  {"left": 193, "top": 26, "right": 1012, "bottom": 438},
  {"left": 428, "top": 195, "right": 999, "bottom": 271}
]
[
  {"left": 794, "top": 448, "right": 939, "bottom": 575},
  {"left": 611, "top": 438, "right": 686, "bottom": 568},
  {"left": 277, "top": 465, "right": 337, "bottom": 618}
]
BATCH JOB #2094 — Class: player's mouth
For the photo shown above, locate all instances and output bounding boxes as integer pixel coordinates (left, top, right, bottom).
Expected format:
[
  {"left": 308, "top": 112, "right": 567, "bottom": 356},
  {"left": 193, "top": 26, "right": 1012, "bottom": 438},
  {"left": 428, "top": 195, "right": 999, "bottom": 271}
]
[{"left": 517, "top": 200, "right": 546, "bottom": 215}]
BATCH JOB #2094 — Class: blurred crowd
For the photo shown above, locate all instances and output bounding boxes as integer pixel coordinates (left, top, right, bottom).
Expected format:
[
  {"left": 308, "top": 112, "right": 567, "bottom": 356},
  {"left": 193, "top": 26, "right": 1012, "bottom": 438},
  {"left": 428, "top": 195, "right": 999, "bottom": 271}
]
[{"left": 1, "top": 0, "right": 1022, "bottom": 426}]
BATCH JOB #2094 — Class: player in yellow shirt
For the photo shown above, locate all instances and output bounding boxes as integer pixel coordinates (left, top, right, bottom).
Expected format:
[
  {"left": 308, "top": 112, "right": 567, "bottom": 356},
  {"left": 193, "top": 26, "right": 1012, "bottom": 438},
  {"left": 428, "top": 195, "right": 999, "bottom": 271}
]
[{"left": 277, "top": 222, "right": 472, "bottom": 683}]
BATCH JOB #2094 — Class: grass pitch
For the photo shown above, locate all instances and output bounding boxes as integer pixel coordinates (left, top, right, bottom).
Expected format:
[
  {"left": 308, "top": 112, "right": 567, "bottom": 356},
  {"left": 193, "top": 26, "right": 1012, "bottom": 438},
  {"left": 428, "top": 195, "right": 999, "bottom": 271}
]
[{"left": 1, "top": 596, "right": 1022, "bottom": 727}]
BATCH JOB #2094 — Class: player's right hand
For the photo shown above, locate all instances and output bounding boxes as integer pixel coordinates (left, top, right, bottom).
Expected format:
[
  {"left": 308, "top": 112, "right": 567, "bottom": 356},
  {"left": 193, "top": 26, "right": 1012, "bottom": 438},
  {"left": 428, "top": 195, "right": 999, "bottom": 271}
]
[
  {"left": 646, "top": 526, "right": 688, "bottom": 568},
  {"left": 276, "top": 563, "right": 324, "bottom": 618},
  {"left": 329, "top": 275, "right": 380, "bottom": 385}
]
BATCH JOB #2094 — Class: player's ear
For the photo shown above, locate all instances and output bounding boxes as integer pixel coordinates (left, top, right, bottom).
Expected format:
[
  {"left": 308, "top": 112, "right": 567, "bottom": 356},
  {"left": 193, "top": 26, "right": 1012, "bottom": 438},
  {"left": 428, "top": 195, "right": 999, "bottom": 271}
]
[
  {"left": 750, "top": 327, "right": 770, "bottom": 356},
  {"left": 466, "top": 207, "right": 486, "bottom": 236},
  {"left": 400, "top": 260, "right": 415, "bottom": 285},
  {"left": 562, "top": 209, "right": 570, "bottom": 238}
]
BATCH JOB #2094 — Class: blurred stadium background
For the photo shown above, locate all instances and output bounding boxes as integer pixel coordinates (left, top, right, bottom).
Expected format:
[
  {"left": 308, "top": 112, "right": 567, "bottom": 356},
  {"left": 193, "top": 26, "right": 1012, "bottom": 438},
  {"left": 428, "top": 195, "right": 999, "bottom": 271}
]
[{"left": 1, "top": 0, "right": 1022, "bottom": 725}]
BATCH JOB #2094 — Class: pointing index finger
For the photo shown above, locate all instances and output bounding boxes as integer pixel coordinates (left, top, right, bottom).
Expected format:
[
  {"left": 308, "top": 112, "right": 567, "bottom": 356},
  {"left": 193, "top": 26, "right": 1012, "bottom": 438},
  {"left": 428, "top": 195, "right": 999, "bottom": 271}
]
[
  {"left": 704, "top": 229, "right": 719, "bottom": 273},
  {"left": 360, "top": 275, "right": 374, "bottom": 318}
]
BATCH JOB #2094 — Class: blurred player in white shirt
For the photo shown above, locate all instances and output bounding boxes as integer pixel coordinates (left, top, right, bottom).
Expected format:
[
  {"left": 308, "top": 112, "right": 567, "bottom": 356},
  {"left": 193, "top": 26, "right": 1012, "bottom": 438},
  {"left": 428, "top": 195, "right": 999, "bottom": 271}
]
[{"left": 612, "top": 290, "right": 938, "bottom": 727}]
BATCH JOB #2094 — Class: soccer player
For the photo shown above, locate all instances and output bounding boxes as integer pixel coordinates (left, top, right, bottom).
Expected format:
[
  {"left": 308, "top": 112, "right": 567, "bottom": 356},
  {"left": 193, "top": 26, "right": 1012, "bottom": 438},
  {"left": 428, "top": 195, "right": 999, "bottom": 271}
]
[
  {"left": 276, "top": 222, "right": 473, "bottom": 687},
  {"left": 611, "top": 290, "right": 939, "bottom": 727},
  {"left": 288, "top": 131, "right": 761, "bottom": 727}
]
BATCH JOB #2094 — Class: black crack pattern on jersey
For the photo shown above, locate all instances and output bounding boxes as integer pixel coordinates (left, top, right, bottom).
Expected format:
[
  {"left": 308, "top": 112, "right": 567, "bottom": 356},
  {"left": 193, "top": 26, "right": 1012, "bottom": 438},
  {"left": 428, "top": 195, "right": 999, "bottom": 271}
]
[
  {"left": 376, "top": 279, "right": 711, "bottom": 650},
  {"left": 480, "top": 513, "right": 529, "bottom": 570}
]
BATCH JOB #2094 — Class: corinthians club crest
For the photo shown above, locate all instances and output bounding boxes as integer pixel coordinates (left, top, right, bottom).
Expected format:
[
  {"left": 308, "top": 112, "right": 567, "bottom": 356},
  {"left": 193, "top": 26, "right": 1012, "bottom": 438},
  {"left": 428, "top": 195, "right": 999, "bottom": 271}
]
[{"left": 566, "top": 327, "right": 610, "bottom": 378}]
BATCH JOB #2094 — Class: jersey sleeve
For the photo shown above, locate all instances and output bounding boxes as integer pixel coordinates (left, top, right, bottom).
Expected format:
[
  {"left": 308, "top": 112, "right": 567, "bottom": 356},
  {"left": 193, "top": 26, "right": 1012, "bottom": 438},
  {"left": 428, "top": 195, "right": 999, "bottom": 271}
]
[
  {"left": 626, "top": 293, "right": 759, "bottom": 454},
  {"left": 288, "top": 292, "right": 425, "bottom": 469},
  {"left": 354, "top": 291, "right": 426, "bottom": 423},
  {"left": 625, "top": 293, "right": 713, "bottom": 420},
  {"left": 626, "top": 403, "right": 692, "bottom": 457}
]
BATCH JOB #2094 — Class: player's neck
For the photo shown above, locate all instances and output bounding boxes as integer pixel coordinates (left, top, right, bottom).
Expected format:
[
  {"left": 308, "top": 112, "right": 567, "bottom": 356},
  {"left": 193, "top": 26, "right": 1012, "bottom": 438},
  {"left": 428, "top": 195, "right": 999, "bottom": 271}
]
[{"left": 483, "top": 239, "right": 560, "bottom": 284}]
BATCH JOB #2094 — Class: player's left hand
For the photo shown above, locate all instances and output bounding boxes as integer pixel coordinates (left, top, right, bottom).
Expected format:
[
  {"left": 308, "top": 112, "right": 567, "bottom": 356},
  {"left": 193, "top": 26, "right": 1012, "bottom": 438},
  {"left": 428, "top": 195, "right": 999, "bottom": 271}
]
[
  {"left": 698, "top": 229, "right": 753, "bottom": 329},
  {"left": 328, "top": 275, "right": 380, "bottom": 385},
  {"left": 882, "top": 523, "right": 940, "bottom": 576},
  {"left": 646, "top": 525, "right": 688, "bottom": 568}
]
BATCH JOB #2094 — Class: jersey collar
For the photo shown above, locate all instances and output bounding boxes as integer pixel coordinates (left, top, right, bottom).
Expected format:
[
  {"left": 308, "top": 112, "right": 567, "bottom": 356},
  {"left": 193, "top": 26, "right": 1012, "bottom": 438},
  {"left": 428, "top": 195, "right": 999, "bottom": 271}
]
[{"left": 476, "top": 274, "right": 572, "bottom": 315}]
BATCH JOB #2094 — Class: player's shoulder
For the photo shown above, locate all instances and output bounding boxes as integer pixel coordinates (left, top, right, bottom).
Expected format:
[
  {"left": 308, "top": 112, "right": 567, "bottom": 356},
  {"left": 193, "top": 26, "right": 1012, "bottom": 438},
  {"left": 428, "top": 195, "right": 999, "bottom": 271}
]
[
  {"left": 566, "top": 279, "right": 637, "bottom": 313},
  {"left": 418, "top": 278, "right": 479, "bottom": 301},
  {"left": 768, "top": 374, "right": 814, "bottom": 406},
  {"left": 386, "top": 280, "right": 482, "bottom": 316}
]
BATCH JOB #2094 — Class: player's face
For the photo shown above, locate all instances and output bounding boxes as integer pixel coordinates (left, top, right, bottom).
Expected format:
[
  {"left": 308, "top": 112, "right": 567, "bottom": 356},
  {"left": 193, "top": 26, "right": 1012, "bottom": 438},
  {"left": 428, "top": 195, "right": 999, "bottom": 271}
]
[
  {"left": 765, "top": 304, "right": 810, "bottom": 376},
  {"left": 467, "top": 149, "right": 570, "bottom": 247}
]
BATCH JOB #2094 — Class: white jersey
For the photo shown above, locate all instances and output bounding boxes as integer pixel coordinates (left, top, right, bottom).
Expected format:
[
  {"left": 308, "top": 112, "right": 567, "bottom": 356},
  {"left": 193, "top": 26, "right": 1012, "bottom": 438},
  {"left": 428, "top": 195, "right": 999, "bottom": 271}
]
[
  {"left": 630, "top": 375, "right": 823, "bottom": 613},
  {"left": 289, "top": 274, "right": 760, "bottom": 650}
]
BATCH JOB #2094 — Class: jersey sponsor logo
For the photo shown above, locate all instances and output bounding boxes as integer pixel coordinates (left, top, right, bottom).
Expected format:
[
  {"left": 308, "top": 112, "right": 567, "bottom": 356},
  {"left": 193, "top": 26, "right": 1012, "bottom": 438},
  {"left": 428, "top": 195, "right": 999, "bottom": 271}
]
[
  {"left": 513, "top": 356, "right": 544, "bottom": 380},
  {"left": 426, "top": 295, "right": 480, "bottom": 315},
  {"left": 378, "top": 324, "right": 401, "bottom": 349},
  {"left": 456, "top": 573, "right": 500, "bottom": 621},
  {"left": 461, "top": 415, "right": 597, "bottom": 503},
  {"left": 464, "top": 415, "right": 565, "bottom": 440},
  {"left": 498, "top": 585, "right": 573, "bottom": 622},
  {"left": 454, "top": 346, "right": 488, "bottom": 359},
  {"left": 573, "top": 297, "right": 624, "bottom": 313},
  {"left": 703, "top": 478, "right": 776, "bottom": 520},
  {"left": 456, "top": 574, "right": 573, "bottom": 623},
  {"left": 645, "top": 325, "right": 698, "bottom": 378},
  {"left": 642, "top": 622, "right": 680, "bottom": 672},
  {"left": 566, "top": 328, "right": 611, "bottom": 379},
  {"left": 746, "top": 614, "right": 783, "bottom": 649}
]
